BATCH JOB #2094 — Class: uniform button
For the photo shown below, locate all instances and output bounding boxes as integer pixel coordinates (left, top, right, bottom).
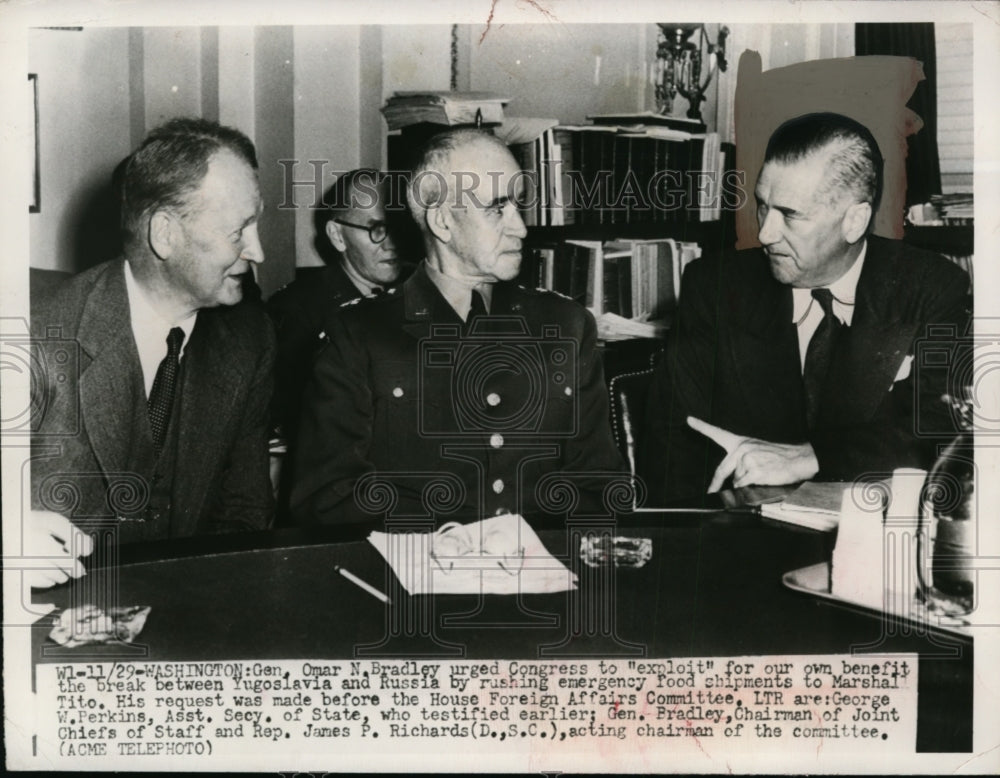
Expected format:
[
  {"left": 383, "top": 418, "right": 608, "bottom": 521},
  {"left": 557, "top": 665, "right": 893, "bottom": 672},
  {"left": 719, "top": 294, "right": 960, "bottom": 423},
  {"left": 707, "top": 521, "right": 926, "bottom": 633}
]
[
  {"left": 564, "top": 386, "right": 573, "bottom": 397},
  {"left": 393, "top": 386, "right": 404, "bottom": 398},
  {"left": 492, "top": 479, "right": 504, "bottom": 494},
  {"left": 494, "top": 507, "right": 508, "bottom": 516},
  {"left": 486, "top": 392, "right": 501, "bottom": 407},
  {"left": 489, "top": 433, "right": 504, "bottom": 449}
]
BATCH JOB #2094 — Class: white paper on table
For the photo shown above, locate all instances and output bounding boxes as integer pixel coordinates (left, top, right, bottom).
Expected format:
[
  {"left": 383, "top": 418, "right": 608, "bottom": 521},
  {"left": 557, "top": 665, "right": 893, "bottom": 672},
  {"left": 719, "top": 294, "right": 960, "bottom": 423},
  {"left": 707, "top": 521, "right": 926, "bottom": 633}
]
[
  {"left": 759, "top": 481, "right": 847, "bottom": 531},
  {"left": 367, "top": 513, "right": 577, "bottom": 595}
]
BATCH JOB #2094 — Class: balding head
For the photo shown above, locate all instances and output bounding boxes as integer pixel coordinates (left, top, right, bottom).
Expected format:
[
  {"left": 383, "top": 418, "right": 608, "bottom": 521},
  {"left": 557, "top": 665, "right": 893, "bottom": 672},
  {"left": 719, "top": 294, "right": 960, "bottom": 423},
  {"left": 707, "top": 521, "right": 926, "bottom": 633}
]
[
  {"left": 407, "top": 129, "right": 519, "bottom": 227},
  {"left": 406, "top": 129, "right": 527, "bottom": 284},
  {"left": 122, "top": 117, "right": 258, "bottom": 255}
]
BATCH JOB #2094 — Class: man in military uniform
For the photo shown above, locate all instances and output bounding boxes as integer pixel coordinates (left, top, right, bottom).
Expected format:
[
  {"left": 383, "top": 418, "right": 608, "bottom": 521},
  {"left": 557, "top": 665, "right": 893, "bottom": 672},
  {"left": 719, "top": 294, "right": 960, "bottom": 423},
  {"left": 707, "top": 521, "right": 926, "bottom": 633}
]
[
  {"left": 291, "top": 130, "right": 625, "bottom": 526},
  {"left": 267, "top": 169, "right": 408, "bottom": 439}
]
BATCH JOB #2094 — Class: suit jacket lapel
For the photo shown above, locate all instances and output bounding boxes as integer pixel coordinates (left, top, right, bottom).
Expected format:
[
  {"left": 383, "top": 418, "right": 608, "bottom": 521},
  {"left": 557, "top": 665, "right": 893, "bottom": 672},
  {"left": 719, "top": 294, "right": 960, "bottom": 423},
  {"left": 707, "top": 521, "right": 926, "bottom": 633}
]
[
  {"left": 77, "top": 261, "right": 144, "bottom": 477},
  {"left": 818, "top": 241, "right": 915, "bottom": 426},
  {"left": 727, "top": 261, "right": 806, "bottom": 430},
  {"left": 173, "top": 307, "right": 248, "bottom": 524}
]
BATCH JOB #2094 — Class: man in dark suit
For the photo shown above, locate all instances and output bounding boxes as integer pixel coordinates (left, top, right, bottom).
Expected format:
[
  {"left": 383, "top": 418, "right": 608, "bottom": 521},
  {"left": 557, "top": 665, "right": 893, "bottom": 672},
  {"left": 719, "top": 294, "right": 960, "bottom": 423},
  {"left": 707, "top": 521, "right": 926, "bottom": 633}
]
[
  {"left": 267, "top": 169, "right": 411, "bottom": 439},
  {"left": 643, "top": 113, "right": 970, "bottom": 502},
  {"left": 31, "top": 118, "right": 275, "bottom": 551},
  {"left": 292, "top": 129, "right": 625, "bottom": 526}
]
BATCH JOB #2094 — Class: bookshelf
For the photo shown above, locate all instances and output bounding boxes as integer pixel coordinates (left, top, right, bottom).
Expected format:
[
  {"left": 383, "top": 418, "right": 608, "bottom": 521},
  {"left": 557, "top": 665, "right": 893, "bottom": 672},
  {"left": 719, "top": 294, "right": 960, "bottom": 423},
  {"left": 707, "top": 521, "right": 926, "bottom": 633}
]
[{"left": 506, "top": 122, "right": 736, "bottom": 350}]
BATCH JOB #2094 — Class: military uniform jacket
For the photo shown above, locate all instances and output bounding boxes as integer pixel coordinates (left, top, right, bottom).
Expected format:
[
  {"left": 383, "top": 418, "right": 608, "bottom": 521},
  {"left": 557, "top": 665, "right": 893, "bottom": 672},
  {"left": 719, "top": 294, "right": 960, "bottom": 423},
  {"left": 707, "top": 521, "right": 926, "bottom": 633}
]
[
  {"left": 267, "top": 263, "right": 363, "bottom": 436},
  {"left": 642, "top": 236, "right": 971, "bottom": 502},
  {"left": 31, "top": 259, "right": 276, "bottom": 538},
  {"left": 291, "top": 263, "right": 626, "bottom": 526}
]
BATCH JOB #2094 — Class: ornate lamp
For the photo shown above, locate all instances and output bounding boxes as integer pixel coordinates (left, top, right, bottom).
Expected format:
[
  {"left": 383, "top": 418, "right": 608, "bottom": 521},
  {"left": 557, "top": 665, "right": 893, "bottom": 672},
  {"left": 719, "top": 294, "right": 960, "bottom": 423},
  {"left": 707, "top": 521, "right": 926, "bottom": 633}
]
[{"left": 655, "top": 23, "right": 730, "bottom": 122}]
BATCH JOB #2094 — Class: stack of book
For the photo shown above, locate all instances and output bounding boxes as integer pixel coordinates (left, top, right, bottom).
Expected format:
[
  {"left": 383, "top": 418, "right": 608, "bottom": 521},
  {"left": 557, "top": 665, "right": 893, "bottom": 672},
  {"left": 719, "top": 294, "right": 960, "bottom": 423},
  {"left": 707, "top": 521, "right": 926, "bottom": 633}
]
[{"left": 381, "top": 91, "right": 510, "bottom": 131}]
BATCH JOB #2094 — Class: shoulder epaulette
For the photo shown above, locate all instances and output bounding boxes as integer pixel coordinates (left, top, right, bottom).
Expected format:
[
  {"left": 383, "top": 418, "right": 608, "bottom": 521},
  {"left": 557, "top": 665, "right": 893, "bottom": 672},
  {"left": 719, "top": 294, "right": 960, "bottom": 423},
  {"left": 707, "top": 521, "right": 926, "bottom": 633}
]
[{"left": 520, "top": 285, "right": 572, "bottom": 301}]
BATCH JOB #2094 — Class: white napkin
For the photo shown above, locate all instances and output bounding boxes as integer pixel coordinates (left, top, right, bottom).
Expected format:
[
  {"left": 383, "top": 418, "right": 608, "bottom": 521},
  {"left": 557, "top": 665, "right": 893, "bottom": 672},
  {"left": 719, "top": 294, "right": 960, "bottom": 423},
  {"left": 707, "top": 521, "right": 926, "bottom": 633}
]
[{"left": 367, "top": 513, "right": 577, "bottom": 595}]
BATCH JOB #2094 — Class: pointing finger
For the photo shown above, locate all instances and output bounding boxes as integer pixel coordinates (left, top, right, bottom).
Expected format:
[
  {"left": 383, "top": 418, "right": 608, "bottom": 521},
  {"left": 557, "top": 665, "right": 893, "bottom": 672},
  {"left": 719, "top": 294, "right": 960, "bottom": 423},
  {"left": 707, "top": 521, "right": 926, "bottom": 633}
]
[
  {"left": 708, "top": 445, "right": 743, "bottom": 493},
  {"left": 688, "top": 416, "right": 746, "bottom": 454}
]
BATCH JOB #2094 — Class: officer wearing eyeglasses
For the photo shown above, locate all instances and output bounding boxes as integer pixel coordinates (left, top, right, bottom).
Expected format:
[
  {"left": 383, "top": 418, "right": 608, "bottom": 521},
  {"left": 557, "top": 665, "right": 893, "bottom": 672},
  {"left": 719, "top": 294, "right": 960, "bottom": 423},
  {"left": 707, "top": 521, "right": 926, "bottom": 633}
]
[
  {"left": 324, "top": 171, "right": 402, "bottom": 295},
  {"left": 267, "top": 169, "right": 412, "bottom": 445}
]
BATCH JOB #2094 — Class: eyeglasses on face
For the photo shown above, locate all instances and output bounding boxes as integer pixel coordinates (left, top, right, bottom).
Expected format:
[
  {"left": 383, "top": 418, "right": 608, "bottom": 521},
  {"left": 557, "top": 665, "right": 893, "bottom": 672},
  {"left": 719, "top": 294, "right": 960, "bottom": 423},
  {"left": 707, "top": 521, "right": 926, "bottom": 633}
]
[{"left": 333, "top": 218, "right": 388, "bottom": 244}]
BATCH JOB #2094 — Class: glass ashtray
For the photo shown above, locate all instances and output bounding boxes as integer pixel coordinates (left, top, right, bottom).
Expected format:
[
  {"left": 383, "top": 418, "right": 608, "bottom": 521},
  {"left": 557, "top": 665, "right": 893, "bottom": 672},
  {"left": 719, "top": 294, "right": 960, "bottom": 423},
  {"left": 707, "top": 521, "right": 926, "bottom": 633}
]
[{"left": 580, "top": 535, "right": 652, "bottom": 569}]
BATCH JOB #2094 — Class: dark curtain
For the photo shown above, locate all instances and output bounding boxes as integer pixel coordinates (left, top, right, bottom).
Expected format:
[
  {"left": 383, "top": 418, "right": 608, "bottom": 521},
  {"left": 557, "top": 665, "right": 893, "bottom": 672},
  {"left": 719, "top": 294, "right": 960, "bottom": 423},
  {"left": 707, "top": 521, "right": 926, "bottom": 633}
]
[{"left": 855, "top": 23, "right": 942, "bottom": 205}]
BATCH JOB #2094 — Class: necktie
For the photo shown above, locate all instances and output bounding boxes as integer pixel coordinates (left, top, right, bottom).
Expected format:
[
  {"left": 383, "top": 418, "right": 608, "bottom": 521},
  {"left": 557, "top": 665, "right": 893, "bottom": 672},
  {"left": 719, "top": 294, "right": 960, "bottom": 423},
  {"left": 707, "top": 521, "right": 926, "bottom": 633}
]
[
  {"left": 466, "top": 289, "right": 488, "bottom": 329},
  {"left": 147, "top": 327, "right": 185, "bottom": 453},
  {"left": 370, "top": 286, "right": 384, "bottom": 297},
  {"left": 803, "top": 288, "right": 842, "bottom": 429}
]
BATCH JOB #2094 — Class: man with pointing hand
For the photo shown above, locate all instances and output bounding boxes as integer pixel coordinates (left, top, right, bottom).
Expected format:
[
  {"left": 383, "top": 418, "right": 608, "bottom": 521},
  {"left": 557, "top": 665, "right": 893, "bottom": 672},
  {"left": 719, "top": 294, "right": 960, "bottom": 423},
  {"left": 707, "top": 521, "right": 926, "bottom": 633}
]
[
  {"left": 687, "top": 415, "right": 828, "bottom": 494},
  {"left": 643, "top": 113, "right": 969, "bottom": 501}
]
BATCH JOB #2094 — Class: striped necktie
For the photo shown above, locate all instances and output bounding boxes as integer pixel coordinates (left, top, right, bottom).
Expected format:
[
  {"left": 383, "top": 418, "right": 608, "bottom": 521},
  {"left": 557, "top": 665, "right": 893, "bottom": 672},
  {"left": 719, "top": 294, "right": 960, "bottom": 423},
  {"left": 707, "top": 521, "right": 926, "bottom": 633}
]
[{"left": 147, "top": 327, "right": 185, "bottom": 453}]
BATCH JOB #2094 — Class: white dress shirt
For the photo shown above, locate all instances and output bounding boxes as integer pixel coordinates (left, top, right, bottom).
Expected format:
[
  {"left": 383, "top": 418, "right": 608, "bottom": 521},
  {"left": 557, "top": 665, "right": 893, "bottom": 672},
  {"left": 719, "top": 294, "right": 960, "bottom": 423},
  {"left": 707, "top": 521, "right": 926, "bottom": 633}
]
[
  {"left": 424, "top": 261, "right": 494, "bottom": 321},
  {"left": 124, "top": 261, "right": 198, "bottom": 397},
  {"left": 792, "top": 242, "right": 867, "bottom": 371}
]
